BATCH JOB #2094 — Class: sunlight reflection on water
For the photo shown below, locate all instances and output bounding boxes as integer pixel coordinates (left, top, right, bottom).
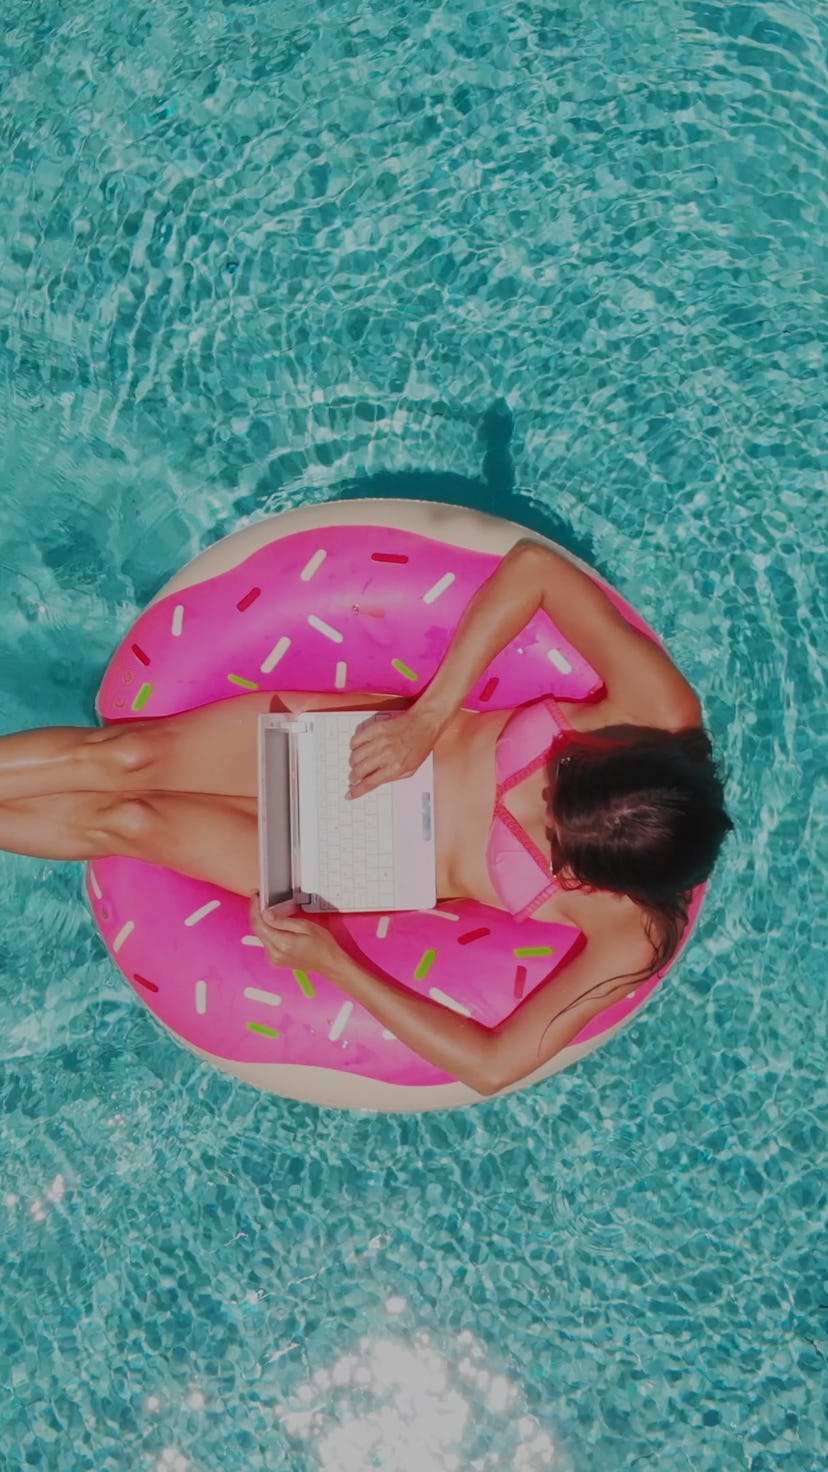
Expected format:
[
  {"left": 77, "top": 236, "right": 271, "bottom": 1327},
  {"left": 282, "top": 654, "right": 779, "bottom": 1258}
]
[{"left": 277, "top": 1330, "right": 560, "bottom": 1472}]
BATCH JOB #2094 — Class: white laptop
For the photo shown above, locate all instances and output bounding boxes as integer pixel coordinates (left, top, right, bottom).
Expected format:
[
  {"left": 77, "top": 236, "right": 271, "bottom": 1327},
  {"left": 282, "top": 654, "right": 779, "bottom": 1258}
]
[{"left": 258, "top": 711, "right": 436, "bottom": 913}]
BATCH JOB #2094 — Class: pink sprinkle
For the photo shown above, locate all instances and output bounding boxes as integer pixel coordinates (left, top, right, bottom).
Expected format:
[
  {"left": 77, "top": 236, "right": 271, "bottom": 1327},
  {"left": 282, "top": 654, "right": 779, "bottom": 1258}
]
[
  {"left": 131, "top": 644, "right": 150, "bottom": 666},
  {"left": 134, "top": 974, "right": 159, "bottom": 994},
  {"left": 237, "top": 587, "right": 262, "bottom": 612},
  {"left": 458, "top": 927, "right": 491, "bottom": 945},
  {"left": 371, "top": 552, "right": 409, "bottom": 564},
  {"left": 514, "top": 965, "right": 527, "bottom": 999},
  {"left": 480, "top": 677, "right": 499, "bottom": 702}
]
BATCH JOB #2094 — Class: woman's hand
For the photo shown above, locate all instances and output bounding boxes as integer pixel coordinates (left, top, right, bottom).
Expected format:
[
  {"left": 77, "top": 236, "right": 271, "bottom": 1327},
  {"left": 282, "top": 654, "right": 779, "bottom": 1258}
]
[
  {"left": 348, "top": 707, "right": 440, "bottom": 798},
  {"left": 249, "top": 896, "right": 349, "bottom": 981}
]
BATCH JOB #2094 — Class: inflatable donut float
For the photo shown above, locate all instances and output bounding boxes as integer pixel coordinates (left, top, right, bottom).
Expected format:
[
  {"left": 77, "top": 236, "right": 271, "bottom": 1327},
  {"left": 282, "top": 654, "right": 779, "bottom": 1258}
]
[{"left": 88, "top": 499, "right": 704, "bottom": 1110}]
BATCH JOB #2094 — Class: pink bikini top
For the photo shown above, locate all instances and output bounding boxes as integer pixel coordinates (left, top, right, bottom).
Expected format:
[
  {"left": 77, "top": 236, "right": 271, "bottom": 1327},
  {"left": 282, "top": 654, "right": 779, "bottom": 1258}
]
[{"left": 486, "top": 697, "right": 572, "bottom": 922}]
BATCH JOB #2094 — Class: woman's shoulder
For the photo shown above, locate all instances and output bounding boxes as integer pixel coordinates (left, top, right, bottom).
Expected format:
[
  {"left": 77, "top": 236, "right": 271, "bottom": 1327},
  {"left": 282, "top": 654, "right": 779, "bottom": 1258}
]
[
  {"left": 558, "top": 686, "right": 703, "bottom": 736},
  {"left": 534, "top": 885, "right": 657, "bottom": 972}
]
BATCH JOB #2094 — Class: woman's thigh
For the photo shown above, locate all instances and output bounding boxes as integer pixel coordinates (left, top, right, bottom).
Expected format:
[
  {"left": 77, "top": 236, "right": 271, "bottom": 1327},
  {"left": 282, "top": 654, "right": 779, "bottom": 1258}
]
[
  {"left": 102, "top": 689, "right": 409, "bottom": 799},
  {"left": 107, "top": 791, "right": 261, "bottom": 895},
  {"left": 0, "top": 791, "right": 259, "bottom": 895}
]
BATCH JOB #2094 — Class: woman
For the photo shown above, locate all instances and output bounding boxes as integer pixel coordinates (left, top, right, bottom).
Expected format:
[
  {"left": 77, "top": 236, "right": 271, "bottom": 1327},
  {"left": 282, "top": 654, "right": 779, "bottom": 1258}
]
[{"left": 0, "top": 539, "right": 731, "bottom": 1095}]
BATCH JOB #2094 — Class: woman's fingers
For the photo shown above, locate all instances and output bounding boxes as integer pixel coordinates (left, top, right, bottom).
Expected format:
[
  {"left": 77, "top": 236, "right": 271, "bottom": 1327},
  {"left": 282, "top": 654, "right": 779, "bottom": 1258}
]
[
  {"left": 348, "top": 773, "right": 383, "bottom": 799},
  {"left": 349, "top": 761, "right": 391, "bottom": 794},
  {"left": 250, "top": 894, "right": 313, "bottom": 940},
  {"left": 249, "top": 894, "right": 299, "bottom": 935},
  {"left": 249, "top": 899, "right": 323, "bottom": 975},
  {"left": 263, "top": 915, "right": 313, "bottom": 935},
  {"left": 347, "top": 709, "right": 431, "bottom": 797},
  {"left": 250, "top": 897, "right": 309, "bottom": 959},
  {"left": 349, "top": 723, "right": 390, "bottom": 758},
  {"left": 248, "top": 898, "right": 344, "bottom": 978},
  {"left": 348, "top": 743, "right": 399, "bottom": 795},
  {"left": 349, "top": 722, "right": 380, "bottom": 751},
  {"left": 349, "top": 737, "right": 389, "bottom": 772},
  {"left": 349, "top": 747, "right": 386, "bottom": 783}
]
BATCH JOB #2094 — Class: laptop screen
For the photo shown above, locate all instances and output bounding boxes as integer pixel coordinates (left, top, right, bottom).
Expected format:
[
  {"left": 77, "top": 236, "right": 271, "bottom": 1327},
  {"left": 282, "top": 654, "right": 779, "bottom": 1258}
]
[{"left": 261, "top": 727, "right": 294, "bottom": 908}]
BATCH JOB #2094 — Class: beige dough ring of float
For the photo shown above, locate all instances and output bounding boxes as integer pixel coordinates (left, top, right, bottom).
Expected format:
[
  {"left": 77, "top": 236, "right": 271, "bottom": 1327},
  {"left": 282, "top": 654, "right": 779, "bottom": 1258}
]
[{"left": 89, "top": 499, "right": 703, "bottom": 1110}]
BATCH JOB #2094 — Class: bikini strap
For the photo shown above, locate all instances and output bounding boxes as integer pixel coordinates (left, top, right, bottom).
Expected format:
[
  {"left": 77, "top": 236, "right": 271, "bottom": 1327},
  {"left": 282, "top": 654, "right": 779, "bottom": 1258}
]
[{"left": 495, "top": 695, "right": 572, "bottom": 797}]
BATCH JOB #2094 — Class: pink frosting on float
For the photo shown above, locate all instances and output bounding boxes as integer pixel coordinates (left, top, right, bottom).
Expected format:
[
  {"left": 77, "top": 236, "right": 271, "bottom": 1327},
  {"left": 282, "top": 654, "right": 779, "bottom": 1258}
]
[
  {"left": 97, "top": 525, "right": 602, "bottom": 717},
  {"left": 89, "top": 521, "right": 703, "bottom": 1093}
]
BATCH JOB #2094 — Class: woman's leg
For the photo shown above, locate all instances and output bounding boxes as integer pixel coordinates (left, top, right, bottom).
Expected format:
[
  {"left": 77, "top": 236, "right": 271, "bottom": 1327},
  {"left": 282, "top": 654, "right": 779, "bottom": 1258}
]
[
  {"left": 0, "top": 791, "right": 259, "bottom": 896},
  {"left": 0, "top": 694, "right": 274, "bottom": 804},
  {"left": 0, "top": 690, "right": 409, "bottom": 803}
]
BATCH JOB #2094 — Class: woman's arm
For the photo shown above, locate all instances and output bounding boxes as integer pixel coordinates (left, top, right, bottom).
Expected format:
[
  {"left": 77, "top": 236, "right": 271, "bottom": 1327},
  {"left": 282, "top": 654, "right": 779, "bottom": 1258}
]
[
  {"left": 415, "top": 539, "right": 701, "bottom": 734},
  {"left": 348, "top": 539, "right": 701, "bottom": 797},
  {"left": 327, "top": 930, "right": 641, "bottom": 1094},
  {"left": 250, "top": 900, "right": 643, "bottom": 1096}
]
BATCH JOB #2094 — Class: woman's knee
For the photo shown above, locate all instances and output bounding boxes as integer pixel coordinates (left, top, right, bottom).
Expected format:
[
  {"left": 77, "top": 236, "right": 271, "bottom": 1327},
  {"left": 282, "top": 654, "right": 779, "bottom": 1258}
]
[
  {"left": 92, "top": 794, "right": 160, "bottom": 854},
  {"left": 84, "top": 723, "right": 170, "bottom": 788}
]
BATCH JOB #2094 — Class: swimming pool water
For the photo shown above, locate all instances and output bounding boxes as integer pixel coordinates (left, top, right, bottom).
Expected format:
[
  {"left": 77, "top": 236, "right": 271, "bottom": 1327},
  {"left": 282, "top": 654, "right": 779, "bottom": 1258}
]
[{"left": 0, "top": 1, "right": 826, "bottom": 1468}]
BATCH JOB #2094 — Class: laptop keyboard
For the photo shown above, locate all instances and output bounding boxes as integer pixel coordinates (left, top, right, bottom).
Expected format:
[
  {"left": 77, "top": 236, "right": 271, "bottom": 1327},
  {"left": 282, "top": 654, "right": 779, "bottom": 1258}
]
[{"left": 314, "top": 716, "right": 396, "bottom": 910}]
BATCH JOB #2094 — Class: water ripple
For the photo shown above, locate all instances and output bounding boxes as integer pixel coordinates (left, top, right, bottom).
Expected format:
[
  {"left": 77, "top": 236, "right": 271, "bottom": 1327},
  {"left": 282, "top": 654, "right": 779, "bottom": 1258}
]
[{"left": 1, "top": 3, "right": 826, "bottom": 1471}]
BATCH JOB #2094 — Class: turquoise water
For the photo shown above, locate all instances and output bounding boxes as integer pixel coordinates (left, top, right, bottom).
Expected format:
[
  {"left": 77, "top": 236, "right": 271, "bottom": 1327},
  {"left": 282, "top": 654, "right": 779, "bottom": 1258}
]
[{"left": 1, "top": 0, "right": 826, "bottom": 1467}]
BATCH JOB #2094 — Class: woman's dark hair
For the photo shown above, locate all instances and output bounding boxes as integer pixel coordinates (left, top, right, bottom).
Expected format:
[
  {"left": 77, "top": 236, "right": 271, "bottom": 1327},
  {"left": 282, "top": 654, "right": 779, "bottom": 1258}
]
[{"left": 548, "top": 724, "right": 733, "bottom": 984}]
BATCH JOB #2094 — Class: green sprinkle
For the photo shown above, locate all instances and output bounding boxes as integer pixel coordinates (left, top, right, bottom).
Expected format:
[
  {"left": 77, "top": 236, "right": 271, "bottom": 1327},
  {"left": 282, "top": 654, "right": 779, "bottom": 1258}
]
[
  {"left": 293, "top": 969, "right": 315, "bottom": 998},
  {"left": 414, "top": 949, "right": 437, "bottom": 980},
  {"left": 228, "top": 673, "right": 259, "bottom": 690},
  {"left": 391, "top": 658, "right": 419, "bottom": 682},
  {"left": 514, "top": 946, "right": 555, "bottom": 958},
  {"left": 247, "top": 1022, "right": 281, "bottom": 1038},
  {"left": 132, "top": 682, "right": 154, "bottom": 712}
]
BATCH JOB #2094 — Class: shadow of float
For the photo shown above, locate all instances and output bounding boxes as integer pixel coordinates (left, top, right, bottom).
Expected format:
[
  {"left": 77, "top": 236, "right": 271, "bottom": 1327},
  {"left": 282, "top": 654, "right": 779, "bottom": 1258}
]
[{"left": 332, "top": 399, "right": 599, "bottom": 572}]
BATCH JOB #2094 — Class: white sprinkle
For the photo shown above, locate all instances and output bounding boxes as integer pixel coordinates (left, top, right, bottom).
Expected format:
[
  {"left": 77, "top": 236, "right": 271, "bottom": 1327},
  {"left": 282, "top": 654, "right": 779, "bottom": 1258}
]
[
  {"left": 547, "top": 647, "right": 573, "bottom": 674},
  {"left": 260, "top": 635, "right": 291, "bottom": 674},
  {"left": 308, "top": 614, "right": 344, "bottom": 644},
  {"left": 423, "top": 572, "right": 456, "bottom": 605},
  {"left": 427, "top": 909, "right": 460, "bottom": 922},
  {"left": 184, "top": 899, "right": 221, "bottom": 927},
  {"left": 299, "top": 548, "right": 327, "bottom": 581},
  {"left": 334, "top": 660, "right": 348, "bottom": 690},
  {"left": 195, "top": 981, "right": 208, "bottom": 1015},
  {"left": 241, "top": 934, "right": 266, "bottom": 947},
  {"left": 376, "top": 915, "right": 391, "bottom": 939},
  {"left": 626, "top": 990, "right": 638, "bottom": 999},
  {"left": 429, "top": 987, "right": 472, "bottom": 1017},
  {"left": 171, "top": 605, "right": 185, "bottom": 637},
  {"left": 88, "top": 866, "right": 102, "bottom": 899},
  {"left": 329, "top": 1001, "right": 353, "bottom": 1041},
  {"left": 113, "top": 920, "right": 135, "bottom": 953},
  {"left": 243, "top": 987, "right": 282, "bottom": 1007},
  {"left": 382, "top": 1029, "right": 397, "bottom": 1041}
]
